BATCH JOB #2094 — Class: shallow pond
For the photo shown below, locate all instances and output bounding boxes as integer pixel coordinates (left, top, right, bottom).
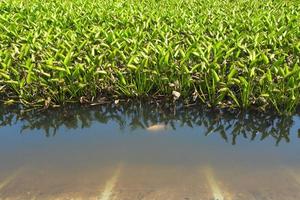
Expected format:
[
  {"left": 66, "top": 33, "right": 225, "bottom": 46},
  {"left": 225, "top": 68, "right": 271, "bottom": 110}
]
[{"left": 0, "top": 103, "right": 300, "bottom": 200}]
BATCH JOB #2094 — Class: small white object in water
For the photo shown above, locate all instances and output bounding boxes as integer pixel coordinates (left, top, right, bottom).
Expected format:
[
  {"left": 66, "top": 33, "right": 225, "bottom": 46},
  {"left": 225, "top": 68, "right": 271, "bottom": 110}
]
[
  {"left": 114, "top": 99, "right": 119, "bottom": 105},
  {"left": 146, "top": 124, "right": 167, "bottom": 132},
  {"left": 172, "top": 91, "right": 181, "bottom": 100}
]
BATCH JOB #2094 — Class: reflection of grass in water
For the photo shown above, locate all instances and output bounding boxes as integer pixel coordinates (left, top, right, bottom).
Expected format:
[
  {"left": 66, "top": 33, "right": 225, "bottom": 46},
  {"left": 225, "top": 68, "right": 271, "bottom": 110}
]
[
  {"left": 0, "top": 168, "right": 22, "bottom": 192},
  {"left": 203, "top": 166, "right": 232, "bottom": 200},
  {"left": 1, "top": 103, "right": 295, "bottom": 146},
  {"left": 98, "top": 164, "right": 123, "bottom": 200}
]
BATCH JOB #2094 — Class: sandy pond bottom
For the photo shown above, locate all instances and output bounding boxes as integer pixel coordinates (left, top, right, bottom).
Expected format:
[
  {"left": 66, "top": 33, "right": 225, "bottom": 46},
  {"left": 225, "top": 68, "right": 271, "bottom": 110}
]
[
  {"left": 1, "top": 163, "right": 300, "bottom": 200},
  {"left": 0, "top": 106, "right": 300, "bottom": 200}
]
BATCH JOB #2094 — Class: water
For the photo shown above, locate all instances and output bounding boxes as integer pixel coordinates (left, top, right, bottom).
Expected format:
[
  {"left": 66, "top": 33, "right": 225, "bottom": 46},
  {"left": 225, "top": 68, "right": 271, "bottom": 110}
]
[{"left": 0, "top": 103, "right": 300, "bottom": 200}]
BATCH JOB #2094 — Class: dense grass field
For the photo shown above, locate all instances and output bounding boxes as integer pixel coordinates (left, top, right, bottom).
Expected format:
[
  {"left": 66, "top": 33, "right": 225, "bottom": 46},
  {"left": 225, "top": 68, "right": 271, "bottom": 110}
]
[{"left": 0, "top": 0, "right": 299, "bottom": 113}]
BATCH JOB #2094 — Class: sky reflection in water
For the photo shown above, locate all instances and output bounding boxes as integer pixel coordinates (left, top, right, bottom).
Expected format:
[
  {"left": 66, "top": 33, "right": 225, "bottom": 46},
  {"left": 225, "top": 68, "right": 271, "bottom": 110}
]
[{"left": 0, "top": 103, "right": 300, "bottom": 199}]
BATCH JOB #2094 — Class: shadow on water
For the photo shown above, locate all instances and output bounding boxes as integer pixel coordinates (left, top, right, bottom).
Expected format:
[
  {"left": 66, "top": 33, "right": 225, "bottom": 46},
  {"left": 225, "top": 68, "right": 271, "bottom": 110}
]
[{"left": 0, "top": 102, "right": 299, "bottom": 145}]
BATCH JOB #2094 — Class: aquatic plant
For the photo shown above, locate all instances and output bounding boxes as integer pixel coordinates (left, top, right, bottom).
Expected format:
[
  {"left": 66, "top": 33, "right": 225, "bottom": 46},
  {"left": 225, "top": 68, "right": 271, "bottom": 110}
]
[{"left": 0, "top": 0, "right": 299, "bottom": 114}]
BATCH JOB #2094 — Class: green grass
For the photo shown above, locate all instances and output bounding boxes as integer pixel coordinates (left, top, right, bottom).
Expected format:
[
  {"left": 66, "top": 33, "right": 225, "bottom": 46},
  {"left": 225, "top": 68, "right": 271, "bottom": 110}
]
[{"left": 0, "top": 0, "right": 300, "bottom": 114}]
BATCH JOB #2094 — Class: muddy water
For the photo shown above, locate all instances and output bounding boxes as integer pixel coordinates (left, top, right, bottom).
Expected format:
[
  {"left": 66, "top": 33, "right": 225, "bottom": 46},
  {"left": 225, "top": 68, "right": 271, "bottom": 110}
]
[{"left": 0, "top": 103, "right": 300, "bottom": 200}]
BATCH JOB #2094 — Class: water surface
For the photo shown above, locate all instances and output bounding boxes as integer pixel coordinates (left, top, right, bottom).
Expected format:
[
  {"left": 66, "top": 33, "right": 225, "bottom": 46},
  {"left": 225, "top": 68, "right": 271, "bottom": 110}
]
[{"left": 0, "top": 103, "right": 300, "bottom": 200}]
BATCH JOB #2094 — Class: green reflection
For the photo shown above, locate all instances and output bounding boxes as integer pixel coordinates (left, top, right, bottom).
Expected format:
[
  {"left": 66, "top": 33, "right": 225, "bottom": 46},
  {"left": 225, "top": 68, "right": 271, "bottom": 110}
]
[{"left": 0, "top": 102, "right": 299, "bottom": 145}]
